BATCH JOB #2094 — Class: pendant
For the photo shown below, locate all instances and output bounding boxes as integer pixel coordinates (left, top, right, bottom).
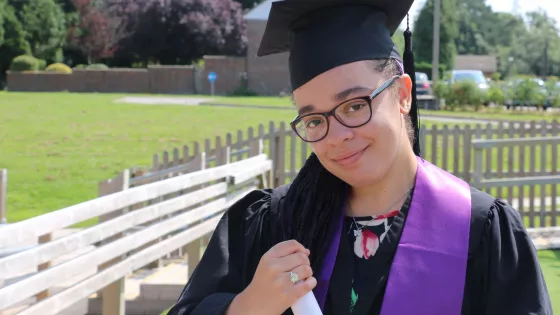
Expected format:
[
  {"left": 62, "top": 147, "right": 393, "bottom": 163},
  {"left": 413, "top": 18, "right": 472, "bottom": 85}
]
[{"left": 353, "top": 228, "right": 362, "bottom": 237}]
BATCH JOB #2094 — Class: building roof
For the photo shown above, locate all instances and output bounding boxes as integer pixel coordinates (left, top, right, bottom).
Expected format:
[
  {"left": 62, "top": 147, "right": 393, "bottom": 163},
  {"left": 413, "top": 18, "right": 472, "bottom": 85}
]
[
  {"left": 244, "top": 0, "right": 275, "bottom": 20},
  {"left": 454, "top": 55, "right": 497, "bottom": 73}
]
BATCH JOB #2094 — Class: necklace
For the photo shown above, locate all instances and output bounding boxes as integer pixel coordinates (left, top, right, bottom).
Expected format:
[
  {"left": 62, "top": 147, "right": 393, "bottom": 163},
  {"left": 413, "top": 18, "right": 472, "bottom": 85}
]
[{"left": 349, "top": 188, "right": 412, "bottom": 237}]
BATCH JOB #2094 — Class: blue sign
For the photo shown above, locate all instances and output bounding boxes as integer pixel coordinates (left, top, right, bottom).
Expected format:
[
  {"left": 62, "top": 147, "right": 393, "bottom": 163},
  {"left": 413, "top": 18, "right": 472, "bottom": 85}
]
[{"left": 208, "top": 72, "right": 217, "bottom": 82}]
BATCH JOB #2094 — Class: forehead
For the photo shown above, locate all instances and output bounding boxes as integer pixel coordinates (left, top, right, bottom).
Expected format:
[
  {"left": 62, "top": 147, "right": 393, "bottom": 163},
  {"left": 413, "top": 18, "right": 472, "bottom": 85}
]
[{"left": 292, "top": 61, "right": 381, "bottom": 111}]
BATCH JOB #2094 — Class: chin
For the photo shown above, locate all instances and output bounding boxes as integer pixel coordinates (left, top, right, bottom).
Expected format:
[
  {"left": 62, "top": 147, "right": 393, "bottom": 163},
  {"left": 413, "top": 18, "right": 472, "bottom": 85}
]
[
  {"left": 339, "top": 169, "right": 385, "bottom": 187},
  {"left": 325, "top": 162, "right": 386, "bottom": 188}
]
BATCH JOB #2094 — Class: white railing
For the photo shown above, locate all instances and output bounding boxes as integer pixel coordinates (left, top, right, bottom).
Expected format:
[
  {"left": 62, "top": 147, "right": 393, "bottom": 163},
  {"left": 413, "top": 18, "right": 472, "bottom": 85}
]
[{"left": 0, "top": 151, "right": 272, "bottom": 315}]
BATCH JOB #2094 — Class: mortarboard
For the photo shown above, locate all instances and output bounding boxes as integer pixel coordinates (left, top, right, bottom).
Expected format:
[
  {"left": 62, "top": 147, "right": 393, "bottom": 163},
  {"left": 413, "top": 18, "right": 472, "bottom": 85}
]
[{"left": 257, "top": 0, "right": 421, "bottom": 156}]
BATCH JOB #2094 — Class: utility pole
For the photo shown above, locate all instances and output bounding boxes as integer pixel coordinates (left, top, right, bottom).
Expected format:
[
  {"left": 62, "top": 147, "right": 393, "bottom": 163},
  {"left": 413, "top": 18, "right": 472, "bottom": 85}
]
[{"left": 432, "top": 0, "right": 441, "bottom": 82}]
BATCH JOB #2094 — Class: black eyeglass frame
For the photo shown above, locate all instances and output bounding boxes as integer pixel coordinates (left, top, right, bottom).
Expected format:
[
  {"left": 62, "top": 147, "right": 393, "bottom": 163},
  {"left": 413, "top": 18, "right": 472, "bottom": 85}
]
[{"left": 290, "top": 75, "right": 401, "bottom": 143}]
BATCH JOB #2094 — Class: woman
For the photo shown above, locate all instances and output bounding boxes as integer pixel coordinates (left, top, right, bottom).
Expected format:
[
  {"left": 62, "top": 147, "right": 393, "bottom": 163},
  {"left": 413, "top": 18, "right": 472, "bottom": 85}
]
[{"left": 168, "top": 0, "right": 552, "bottom": 314}]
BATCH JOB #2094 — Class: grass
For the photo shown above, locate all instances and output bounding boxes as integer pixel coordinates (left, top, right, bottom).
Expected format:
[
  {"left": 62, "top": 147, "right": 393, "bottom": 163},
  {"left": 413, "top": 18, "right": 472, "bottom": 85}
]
[
  {"left": 0, "top": 92, "right": 296, "bottom": 222},
  {"left": 1, "top": 92, "right": 557, "bottom": 223},
  {"left": 539, "top": 250, "right": 560, "bottom": 314},
  {"left": 0, "top": 91, "right": 461, "bottom": 223}
]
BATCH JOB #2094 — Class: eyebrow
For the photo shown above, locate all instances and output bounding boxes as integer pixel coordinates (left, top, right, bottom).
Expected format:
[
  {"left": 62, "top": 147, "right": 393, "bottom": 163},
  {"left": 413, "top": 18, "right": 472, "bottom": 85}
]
[
  {"left": 334, "top": 86, "right": 371, "bottom": 102},
  {"left": 296, "top": 86, "right": 371, "bottom": 116}
]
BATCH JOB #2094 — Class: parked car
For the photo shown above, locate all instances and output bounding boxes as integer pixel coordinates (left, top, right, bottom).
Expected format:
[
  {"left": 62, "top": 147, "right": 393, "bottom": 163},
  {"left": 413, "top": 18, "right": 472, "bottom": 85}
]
[{"left": 415, "top": 72, "right": 432, "bottom": 95}]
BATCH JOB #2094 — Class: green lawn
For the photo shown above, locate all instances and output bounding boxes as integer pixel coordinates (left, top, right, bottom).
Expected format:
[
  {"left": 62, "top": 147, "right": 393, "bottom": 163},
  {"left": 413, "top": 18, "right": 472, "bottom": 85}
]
[
  {"left": 0, "top": 92, "right": 297, "bottom": 222},
  {"left": 539, "top": 250, "right": 560, "bottom": 314},
  {"left": 1, "top": 92, "right": 557, "bottom": 223},
  {"left": 0, "top": 91, "right": 459, "bottom": 222}
]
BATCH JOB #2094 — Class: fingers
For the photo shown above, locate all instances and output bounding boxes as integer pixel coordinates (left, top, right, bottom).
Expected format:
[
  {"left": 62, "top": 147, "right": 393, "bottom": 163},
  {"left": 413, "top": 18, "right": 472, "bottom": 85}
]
[
  {"left": 274, "top": 251, "right": 310, "bottom": 272},
  {"left": 290, "top": 276, "right": 318, "bottom": 299},
  {"left": 268, "top": 240, "right": 308, "bottom": 258},
  {"left": 289, "top": 264, "right": 313, "bottom": 283}
]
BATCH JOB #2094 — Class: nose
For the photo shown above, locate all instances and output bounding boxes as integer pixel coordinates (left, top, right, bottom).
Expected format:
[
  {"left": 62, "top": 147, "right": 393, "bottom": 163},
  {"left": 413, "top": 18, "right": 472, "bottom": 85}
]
[{"left": 326, "top": 116, "right": 353, "bottom": 146}]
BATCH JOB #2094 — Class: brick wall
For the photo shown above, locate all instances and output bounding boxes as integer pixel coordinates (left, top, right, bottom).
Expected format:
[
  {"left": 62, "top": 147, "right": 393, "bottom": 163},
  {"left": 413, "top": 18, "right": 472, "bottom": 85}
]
[
  {"left": 6, "top": 57, "right": 245, "bottom": 95},
  {"left": 200, "top": 56, "right": 247, "bottom": 95},
  {"left": 246, "top": 20, "right": 291, "bottom": 96}
]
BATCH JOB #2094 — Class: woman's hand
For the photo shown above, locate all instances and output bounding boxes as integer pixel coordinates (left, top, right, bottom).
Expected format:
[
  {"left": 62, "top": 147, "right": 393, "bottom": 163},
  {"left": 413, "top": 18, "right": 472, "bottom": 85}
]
[{"left": 227, "top": 240, "right": 317, "bottom": 315}]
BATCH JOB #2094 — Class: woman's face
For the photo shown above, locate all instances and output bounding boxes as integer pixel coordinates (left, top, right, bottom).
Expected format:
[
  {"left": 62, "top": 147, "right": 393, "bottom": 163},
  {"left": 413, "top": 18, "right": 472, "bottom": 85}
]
[{"left": 292, "top": 60, "right": 413, "bottom": 188}]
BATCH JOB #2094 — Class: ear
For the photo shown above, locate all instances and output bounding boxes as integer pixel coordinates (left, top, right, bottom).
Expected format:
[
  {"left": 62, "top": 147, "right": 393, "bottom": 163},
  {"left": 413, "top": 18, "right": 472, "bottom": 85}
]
[{"left": 398, "top": 74, "right": 413, "bottom": 115}]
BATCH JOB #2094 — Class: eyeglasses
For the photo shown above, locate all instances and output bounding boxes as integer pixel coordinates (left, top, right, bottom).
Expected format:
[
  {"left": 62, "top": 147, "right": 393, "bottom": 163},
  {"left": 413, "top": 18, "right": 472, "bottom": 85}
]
[{"left": 290, "top": 75, "right": 400, "bottom": 143}]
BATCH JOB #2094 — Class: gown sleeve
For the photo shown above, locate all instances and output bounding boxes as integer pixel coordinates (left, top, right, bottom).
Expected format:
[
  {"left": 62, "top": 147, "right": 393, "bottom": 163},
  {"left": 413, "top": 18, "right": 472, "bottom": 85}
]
[
  {"left": 467, "top": 193, "right": 553, "bottom": 315},
  {"left": 166, "top": 188, "right": 278, "bottom": 315}
]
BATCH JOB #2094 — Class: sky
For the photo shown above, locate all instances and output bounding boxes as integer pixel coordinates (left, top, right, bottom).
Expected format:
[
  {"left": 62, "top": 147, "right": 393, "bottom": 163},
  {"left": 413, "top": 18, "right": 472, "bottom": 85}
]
[{"left": 401, "top": 0, "right": 560, "bottom": 30}]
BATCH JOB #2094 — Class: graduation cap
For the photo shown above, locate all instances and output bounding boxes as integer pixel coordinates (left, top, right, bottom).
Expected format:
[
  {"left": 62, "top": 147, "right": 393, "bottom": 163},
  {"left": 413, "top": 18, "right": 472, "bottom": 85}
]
[{"left": 257, "top": 0, "right": 421, "bottom": 156}]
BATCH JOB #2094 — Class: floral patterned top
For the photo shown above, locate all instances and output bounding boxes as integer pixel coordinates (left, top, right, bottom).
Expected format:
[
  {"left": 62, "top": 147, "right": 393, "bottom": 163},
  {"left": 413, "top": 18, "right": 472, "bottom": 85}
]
[{"left": 345, "top": 210, "right": 400, "bottom": 313}]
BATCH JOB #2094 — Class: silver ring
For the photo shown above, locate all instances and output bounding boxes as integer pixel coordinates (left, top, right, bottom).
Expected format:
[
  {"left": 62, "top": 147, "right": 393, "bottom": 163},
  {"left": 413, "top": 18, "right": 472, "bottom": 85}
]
[{"left": 289, "top": 271, "right": 299, "bottom": 283}]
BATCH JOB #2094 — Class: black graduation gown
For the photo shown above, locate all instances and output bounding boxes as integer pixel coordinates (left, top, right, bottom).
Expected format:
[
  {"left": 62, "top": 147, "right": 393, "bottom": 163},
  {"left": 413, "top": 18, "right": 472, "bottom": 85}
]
[{"left": 166, "top": 185, "right": 553, "bottom": 315}]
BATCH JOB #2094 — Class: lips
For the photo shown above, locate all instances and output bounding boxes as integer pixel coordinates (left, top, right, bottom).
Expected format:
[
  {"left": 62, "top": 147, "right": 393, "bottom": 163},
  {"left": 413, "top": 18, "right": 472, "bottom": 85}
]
[{"left": 332, "top": 146, "right": 368, "bottom": 166}]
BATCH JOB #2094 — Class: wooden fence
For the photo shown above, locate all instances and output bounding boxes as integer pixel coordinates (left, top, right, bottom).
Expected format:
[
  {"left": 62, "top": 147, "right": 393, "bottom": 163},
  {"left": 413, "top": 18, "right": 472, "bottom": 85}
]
[
  {"left": 139, "top": 119, "right": 560, "bottom": 227},
  {"left": 0, "top": 151, "right": 272, "bottom": 315}
]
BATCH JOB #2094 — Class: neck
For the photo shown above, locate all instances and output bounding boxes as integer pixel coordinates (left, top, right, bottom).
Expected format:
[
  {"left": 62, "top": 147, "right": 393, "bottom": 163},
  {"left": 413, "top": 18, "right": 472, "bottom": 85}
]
[{"left": 348, "top": 148, "right": 418, "bottom": 217}]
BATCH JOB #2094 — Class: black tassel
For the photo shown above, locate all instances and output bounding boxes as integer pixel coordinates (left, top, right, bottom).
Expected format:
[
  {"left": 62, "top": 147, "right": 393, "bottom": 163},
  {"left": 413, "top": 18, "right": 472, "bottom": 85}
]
[{"left": 403, "top": 14, "right": 421, "bottom": 156}]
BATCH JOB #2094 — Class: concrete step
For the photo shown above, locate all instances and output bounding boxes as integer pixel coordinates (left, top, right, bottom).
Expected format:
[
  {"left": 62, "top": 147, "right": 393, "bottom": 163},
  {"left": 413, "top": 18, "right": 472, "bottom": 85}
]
[
  {"left": 139, "top": 262, "right": 188, "bottom": 301},
  {"left": 86, "top": 260, "right": 189, "bottom": 315}
]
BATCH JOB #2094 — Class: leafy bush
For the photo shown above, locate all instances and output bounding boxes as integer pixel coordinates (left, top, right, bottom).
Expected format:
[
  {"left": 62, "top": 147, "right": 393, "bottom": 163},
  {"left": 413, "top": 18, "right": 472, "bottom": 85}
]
[
  {"left": 74, "top": 64, "right": 87, "bottom": 69},
  {"left": 9, "top": 55, "right": 40, "bottom": 71},
  {"left": 486, "top": 82, "right": 505, "bottom": 105},
  {"left": 544, "top": 77, "right": 560, "bottom": 108},
  {"left": 448, "top": 81, "right": 484, "bottom": 111},
  {"left": 86, "top": 63, "right": 109, "bottom": 69},
  {"left": 45, "top": 63, "right": 72, "bottom": 74},
  {"left": 38, "top": 59, "right": 47, "bottom": 70}
]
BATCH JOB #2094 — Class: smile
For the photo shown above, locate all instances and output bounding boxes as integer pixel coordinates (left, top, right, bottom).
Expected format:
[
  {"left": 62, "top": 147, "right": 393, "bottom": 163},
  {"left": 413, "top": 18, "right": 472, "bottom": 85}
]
[{"left": 332, "top": 146, "right": 369, "bottom": 167}]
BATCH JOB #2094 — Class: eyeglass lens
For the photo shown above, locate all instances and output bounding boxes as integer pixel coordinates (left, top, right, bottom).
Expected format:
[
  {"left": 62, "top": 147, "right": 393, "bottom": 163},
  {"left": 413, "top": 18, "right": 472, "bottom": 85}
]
[{"left": 294, "top": 99, "right": 372, "bottom": 142}]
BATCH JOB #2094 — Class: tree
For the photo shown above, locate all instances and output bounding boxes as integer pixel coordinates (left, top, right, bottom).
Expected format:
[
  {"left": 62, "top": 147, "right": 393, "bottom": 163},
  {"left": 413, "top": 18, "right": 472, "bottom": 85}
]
[
  {"left": 517, "top": 10, "right": 560, "bottom": 76},
  {"left": 8, "top": 0, "right": 67, "bottom": 63},
  {"left": 111, "top": 0, "right": 247, "bottom": 66},
  {"left": 68, "top": 0, "right": 127, "bottom": 63},
  {"left": 454, "top": 0, "right": 495, "bottom": 55},
  {"left": 233, "top": 0, "right": 264, "bottom": 10},
  {"left": 413, "top": 0, "right": 459, "bottom": 72},
  {"left": 0, "top": 0, "right": 31, "bottom": 87}
]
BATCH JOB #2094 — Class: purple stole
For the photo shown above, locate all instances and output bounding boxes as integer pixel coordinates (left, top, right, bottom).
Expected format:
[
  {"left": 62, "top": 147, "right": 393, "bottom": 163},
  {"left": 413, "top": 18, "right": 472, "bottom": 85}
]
[{"left": 312, "top": 157, "right": 472, "bottom": 315}]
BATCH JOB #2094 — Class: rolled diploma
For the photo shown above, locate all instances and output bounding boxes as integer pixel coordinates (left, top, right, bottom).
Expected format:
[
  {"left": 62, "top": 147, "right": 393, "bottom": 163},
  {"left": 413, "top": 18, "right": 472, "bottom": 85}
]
[{"left": 291, "top": 291, "right": 323, "bottom": 315}]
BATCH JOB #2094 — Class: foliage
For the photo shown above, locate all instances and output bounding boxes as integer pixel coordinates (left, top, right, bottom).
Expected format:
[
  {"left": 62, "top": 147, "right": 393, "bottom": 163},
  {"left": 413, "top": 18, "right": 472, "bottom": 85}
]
[
  {"left": 485, "top": 82, "right": 505, "bottom": 105},
  {"left": 9, "top": 55, "right": 40, "bottom": 71},
  {"left": 449, "top": 80, "right": 484, "bottom": 111},
  {"left": 413, "top": 0, "right": 459, "bottom": 71},
  {"left": 9, "top": 0, "right": 67, "bottom": 63},
  {"left": 38, "top": 59, "right": 47, "bottom": 70},
  {"left": 233, "top": 0, "right": 264, "bottom": 10},
  {"left": 109, "top": 0, "right": 247, "bottom": 67},
  {"left": 415, "top": 61, "right": 447, "bottom": 80},
  {"left": 45, "top": 62, "right": 73, "bottom": 73},
  {"left": 68, "top": 0, "right": 127, "bottom": 64},
  {"left": 0, "top": 0, "right": 30, "bottom": 86},
  {"left": 454, "top": 0, "right": 495, "bottom": 55},
  {"left": 87, "top": 63, "right": 109, "bottom": 69}
]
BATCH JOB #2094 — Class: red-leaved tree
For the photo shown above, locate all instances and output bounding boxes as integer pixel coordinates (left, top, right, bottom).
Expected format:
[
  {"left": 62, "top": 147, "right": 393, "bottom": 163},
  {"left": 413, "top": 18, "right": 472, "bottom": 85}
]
[{"left": 68, "top": 0, "right": 128, "bottom": 63}]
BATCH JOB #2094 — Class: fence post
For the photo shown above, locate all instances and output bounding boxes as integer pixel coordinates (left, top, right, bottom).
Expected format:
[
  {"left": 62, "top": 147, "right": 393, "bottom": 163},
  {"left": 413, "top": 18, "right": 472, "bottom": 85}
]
[
  {"left": 186, "top": 152, "right": 206, "bottom": 278},
  {"left": 0, "top": 169, "right": 6, "bottom": 225},
  {"left": 97, "top": 170, "right": 130, "bottom": 315},
  {"left": 473, "top": 144, "right": 484, "bottom": 187}
]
